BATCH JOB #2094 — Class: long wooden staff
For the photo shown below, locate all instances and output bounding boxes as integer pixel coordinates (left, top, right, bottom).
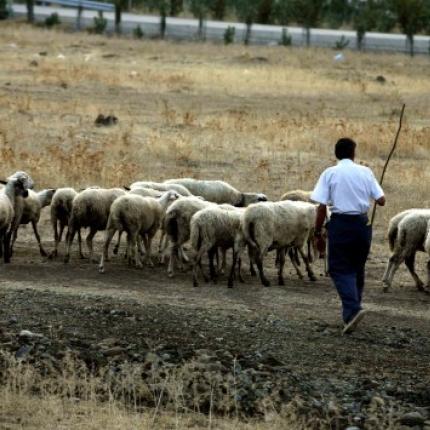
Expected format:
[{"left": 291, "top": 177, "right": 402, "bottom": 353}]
[{"left": 370, "top": 103, "right": 406, "bottom": 226}]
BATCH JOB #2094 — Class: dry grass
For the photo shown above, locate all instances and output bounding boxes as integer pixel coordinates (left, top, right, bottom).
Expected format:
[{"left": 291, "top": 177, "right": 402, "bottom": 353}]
[
  {"left": 0, "top": 24, "right": 429, "bottom": 240},
  {"left": 0, "top": 24, "right": 429, "bottom": 424}
]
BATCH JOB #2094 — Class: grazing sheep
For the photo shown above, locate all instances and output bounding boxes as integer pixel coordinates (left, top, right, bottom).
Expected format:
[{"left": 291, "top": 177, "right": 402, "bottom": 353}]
[
  {"left": 164, "top": 196, "right": 216, "bottom": 277},
  {"left": 64, "top": 188, "right": 126, "bottom": 263},
  {"left": 3, "top": 171, "right": 34, "bottom": 258},
  {"left": 0, "top": 176, "right": 31, "bottom": 263},
  {"left": 423, "top": 221, "right": 430, "bottom": 290},
  {"left": 382, "top": 209, "right": 430, "bottom": 292},
  {"left": 11, "top": 188, "right": 56, "bottom": 257},
  {"left": 164, "top": 178, "right": 267, "bottom": 206},
  {"left": 98, "top": 190, "right": 179, "bottom": 273},
  {"left": 280, "top": 189, "right": 313, "bottom": 202},
  {"left": 130, "top": 181, "right": 192, "bottom": 196},
  {"left": 49, "top": 187, "right": 83, "bottom": 259},
  {"left": 240, "top": 200, "right": 317, "bottom": 287},
  {"left": 189, "top": 205, "right": 245, "bottom": 287}
]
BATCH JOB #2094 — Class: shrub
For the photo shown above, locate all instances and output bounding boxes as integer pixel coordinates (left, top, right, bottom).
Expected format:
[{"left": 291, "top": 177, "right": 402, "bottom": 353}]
[
  {"left": 92, "top": 13, "right": 107, "bottom": 34},
  {"left": 133, "top": 25, "right": 144, "bottom": 39},
  {"left": 0, "top": 0, "right": 10, "bottom": 19},
  {"left": 45, "top": 12, "right": 61, "bottom": 28},
  {"left": 280, "top": 28, "right": 292, "bottom": 46},
  {"left": 223, "top": 26, "right": 235, "bottom": 45},
  {"left": 334, "top": 35, "right": 350, "bottom": 49}
]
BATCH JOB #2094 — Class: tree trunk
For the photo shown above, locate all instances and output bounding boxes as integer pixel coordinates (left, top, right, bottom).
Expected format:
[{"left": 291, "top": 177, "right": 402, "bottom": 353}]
[
  {"left": 26, "top": 0, "right": 34, "bottom": 23},
  {"left": 160, "top": 9, "right": 167, "bottom": 38},
  {"left": 115, "top": 3, "right": 122, "bottom": 34},
  {"left": 305, "top": 27, "right": 311, "bottom": 47},
  {"left": 408, "top": 34, "right": 414, "bottom": 57},
  {"left": 356, "top": 30, "right": 365, "bottom": 51},
  {"left": 198, "top": 12, "right": 204, "bottom": 39},
  {"left": 244, "top": 20, "right": 252, "bottom": 45}
]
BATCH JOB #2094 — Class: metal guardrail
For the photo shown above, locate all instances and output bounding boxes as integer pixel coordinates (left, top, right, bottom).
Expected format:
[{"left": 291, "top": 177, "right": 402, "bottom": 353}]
[
  {"left": 37, "top": 0, "right": 114, "bottom": 11},
  {"left": 36, "top": 0, "right": 114, "bottom": 29}
]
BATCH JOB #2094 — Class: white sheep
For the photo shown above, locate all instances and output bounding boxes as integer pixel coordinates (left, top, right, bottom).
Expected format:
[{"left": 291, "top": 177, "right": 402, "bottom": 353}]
[
  {"left": 280, "top": 189, "right": 313, "bottom": 202},
  {"left": 0, "top": 176, "right": 31, "bottom": 263},
  {"left": 64, "top": 187, "right": 126, "bottom": 263},
  {"left": 382, "top": 209, "right": 430, "bottom": 292},
  {"left": 164, "top": 178, "right": 267, "bottom": 206},
  {"left": 189, "top": 205, "right": 245, "bottom": 287},
  {"left": 164, "top": 196, "right": 217, "bottom": 277},
  {"left": 98, "top": 190, "right": 179, "bottom": 273},
  {"left": 2, "top": 171, "right": 34, "bottom": 258},
  {"left": 423, "top": 220, "right": 430, "bottom": 290},
  {"left": 11, "top": 188, "right": 56, "bottom": 257},
  {"left": 239, "top": 200, "right": 317, "bottom": 287},
  {"left": 130, "top": 181, "right": 192, "bottom": 196},
  {"left": 49, "top": 187, "right": 84, "bottom": 259}
]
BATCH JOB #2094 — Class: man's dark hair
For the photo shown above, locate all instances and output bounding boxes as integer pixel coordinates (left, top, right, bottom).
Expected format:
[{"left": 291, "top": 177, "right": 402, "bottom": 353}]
[{"left": 335, "top": 138, "right": 356, "bottom": 160}]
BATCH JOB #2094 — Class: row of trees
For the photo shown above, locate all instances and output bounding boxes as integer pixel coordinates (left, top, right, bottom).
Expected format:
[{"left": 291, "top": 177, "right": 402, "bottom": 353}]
[
  {"left": 18, "top": 0, "right": 430, "bottom": 55},
  {"left": 117, "top": 0, "right": 430, "bottom": 55}
]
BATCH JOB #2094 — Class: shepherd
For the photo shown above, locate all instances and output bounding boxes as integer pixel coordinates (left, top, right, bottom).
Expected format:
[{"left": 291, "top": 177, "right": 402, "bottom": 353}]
[{"left": 312, "top": 138, "right": 386, "bottom": 335}]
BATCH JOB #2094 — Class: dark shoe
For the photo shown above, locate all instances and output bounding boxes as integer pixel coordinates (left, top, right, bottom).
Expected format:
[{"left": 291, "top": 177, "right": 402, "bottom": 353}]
[{"left": 342, "top": 309, "right": 367, "bottom": 335}]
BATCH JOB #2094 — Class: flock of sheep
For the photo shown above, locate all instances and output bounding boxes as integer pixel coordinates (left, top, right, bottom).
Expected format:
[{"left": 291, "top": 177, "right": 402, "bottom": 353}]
[{"left": 1, "top": 171, "right": 429, "bottom": 293}]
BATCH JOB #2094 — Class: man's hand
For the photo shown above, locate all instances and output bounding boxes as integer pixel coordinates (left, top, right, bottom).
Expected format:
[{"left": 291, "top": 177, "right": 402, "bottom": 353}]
[
  {"left": 315, "top": 235, "right": 326, "bottom": 258},
  {"left": 376, "top": 196, "right": 386, "bottom": 206}
]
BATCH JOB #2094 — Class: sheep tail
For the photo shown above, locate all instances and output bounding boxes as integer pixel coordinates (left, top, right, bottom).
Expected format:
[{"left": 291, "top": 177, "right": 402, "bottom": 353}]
[
  {"left": 165, "top": 211, "right": 178, "bottom": 242},
  {"left": 244, "top": 221, "right": 258, "bottom": 249},
  {"left": 190, "top": 223, "right": 202, "bottom": 252},
  {"left": 388, "top": 225, "right": 398, "bottom": 252}
]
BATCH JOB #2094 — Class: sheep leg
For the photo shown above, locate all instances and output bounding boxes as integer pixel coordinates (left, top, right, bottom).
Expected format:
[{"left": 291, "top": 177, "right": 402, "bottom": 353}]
[
  {"left": 77, "top": 229, "right": 84, "bottom": 259},
  {"left": 64, "top": 225, "right": 76, "bottom": 263},
  {"left": 99, "top": 228, "right": 116, "bottom": 274},
  {"left": 298, "top": 246, "right": 316, "bottom": 281},
  {"left": 3, "top": 230, "right": 12, "bottom": 263},
  {"left": 31, "top": 220, "right": 47, "bottom": 257},
  {"left": 220, "top": 249, "right": 227, "bottom": 275},
  {"left": 248, "top": 246, "right": 257, "bottom": 277},
  {"left": 425, "top": 260, "right": 430, "bottom": 293},
  {"left": 0, "top": 230, "right": 3, "bottom": 259},
  {"left": 167, "top": 243, "right": 177, "bottom": 277},
  {"left": 382, "top": 252, "right": 404, "bottom": 292},
  {"left": 113, "top": 231, "right": 122, "bottom": 256},
  {"left": 143, "top": 232, "right": 155, "bottom": 267},
  {"left": 277, "top": 247, "right": 286, "bottom": 286},
  {"left": 193, "top": 243, "right": 210, "bottom": 288},
  {"left": 86, "top": 228, "right": 98, "bottom": 263},
  {"left": 404, "top": 253, "right": 425, "bottom": 291},
  {"left": 49, "top": 220, "right": 62, "bottom": 259},
  {"left": 288, "top": 247, "right": 304, "bottom": 280},
  {"left": 208, "top": 247, "right": 218, "bottom": 283},
  {"left": 254, "top": 246, "right": 270, "bottom": 287}
]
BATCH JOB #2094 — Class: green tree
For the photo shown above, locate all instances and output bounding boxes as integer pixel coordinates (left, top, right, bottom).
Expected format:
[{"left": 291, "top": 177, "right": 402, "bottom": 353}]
[
  {"left": 325, "top": 0, "right": 352, "bottom": 28},
  {"left": 189, "top": 0, "right": 212, "bottom": 38},
  {"left": 273, "top": 0, "right": 292, "bottom": 25},
  {"left": 289, "top": 0, "right": 327, "bottom": 46},
  {"left": 256, "top": 0, "right": 274, "bottom": 23},
  {"left": 114, "top": 0, "right": 128, "bottom": 34},
  {"left": 392, "top": 0, "right": 428, "bottom": 56},
  {"left": 233, "top": 0, "right": 260, "bottom": 45},
  {"left": 26, "top": 0, "right": 34, "bottom": 23},
  {"left": 209, "top": 0, "right": 226, "bottom": 19},
  {"left": 351, "top": 0, "right": 377, "bottom": 50},
  {"left": 0, "top": 0, "right": 10, "bottom": 19},
  {"left": 146, "top": 0, "right": 183, "bottom": 38}
]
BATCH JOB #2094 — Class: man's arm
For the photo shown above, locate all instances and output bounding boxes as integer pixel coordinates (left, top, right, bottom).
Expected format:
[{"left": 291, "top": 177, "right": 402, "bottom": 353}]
[{"left": 315, "top": 204, "right": 327, "bottom": 233}]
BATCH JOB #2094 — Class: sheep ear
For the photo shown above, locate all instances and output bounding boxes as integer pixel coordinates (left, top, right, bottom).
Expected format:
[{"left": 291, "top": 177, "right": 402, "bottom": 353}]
[
  {"left": 123, "top": 185, "right": 131, "bottom": 191},
  {"left": 0, "top": 179, "right": 7, "bottom": 185}
]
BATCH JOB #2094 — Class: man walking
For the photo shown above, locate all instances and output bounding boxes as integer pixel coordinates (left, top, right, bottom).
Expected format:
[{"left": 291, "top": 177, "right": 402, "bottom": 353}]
[{"left": 311, "top": 138, "right": 385, "bottom": 335}]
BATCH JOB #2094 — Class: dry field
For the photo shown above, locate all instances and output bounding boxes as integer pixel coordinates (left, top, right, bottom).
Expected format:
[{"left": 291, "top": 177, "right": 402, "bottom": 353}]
[{"left": 0, "top": 23, "right": 430, "bottom": 429}]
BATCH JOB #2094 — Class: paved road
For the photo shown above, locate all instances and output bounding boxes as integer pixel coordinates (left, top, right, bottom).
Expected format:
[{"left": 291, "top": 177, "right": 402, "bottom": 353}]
[{"left": 11, "top": 3, "right": 430, "bottom": 54}]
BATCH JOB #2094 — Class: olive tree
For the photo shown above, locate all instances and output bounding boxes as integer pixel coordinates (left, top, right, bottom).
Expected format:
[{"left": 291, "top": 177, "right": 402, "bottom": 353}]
[
  {"left": 232, "top": 0, "right": 260, "bottom": 45},
  {"left": 392, "top": 0, "right": 428, "bottom": 56},
  {"left": 188, "top": 0, "right": 212, "bottom": 38}
]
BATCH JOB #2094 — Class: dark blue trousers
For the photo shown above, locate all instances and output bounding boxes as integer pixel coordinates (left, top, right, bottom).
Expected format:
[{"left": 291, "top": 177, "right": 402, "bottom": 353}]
[{"left": 328, "top": 214, "right": 372, "bottom": 323}]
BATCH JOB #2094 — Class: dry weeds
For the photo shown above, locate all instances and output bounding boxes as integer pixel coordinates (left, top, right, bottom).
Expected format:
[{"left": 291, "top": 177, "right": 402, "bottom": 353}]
[{"left": 0, "top": 22, "right": 429, "bottom": 427}]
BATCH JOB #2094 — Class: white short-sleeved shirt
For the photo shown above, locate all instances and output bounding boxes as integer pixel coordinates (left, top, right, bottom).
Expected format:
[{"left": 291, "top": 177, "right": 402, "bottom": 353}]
[{"left": 311, "top": 159, "right": 384, "bottom": 214}]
